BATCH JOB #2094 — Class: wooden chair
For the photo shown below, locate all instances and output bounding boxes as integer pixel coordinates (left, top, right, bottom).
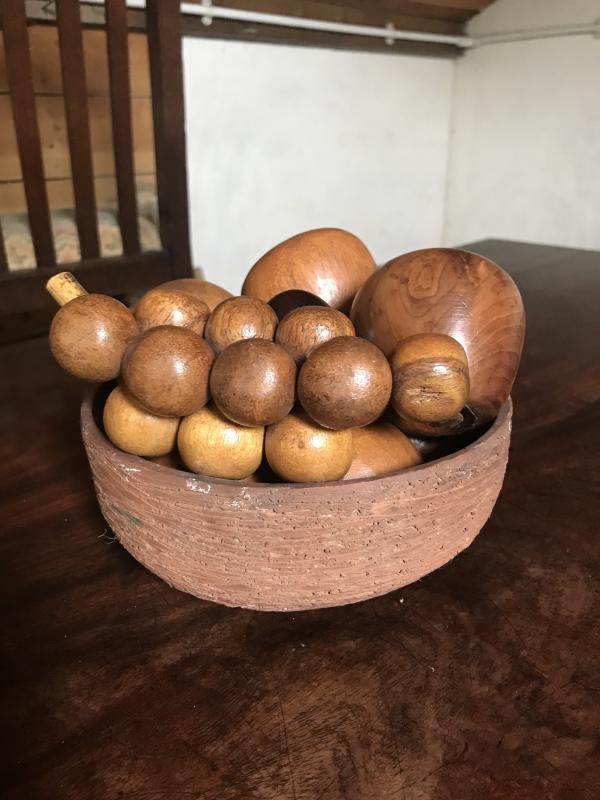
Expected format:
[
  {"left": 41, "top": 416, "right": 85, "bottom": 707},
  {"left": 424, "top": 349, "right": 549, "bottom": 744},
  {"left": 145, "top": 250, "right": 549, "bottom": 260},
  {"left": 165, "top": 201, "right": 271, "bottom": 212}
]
[{"left": 0, "top": 0, "right": 193, "bottom": 317}]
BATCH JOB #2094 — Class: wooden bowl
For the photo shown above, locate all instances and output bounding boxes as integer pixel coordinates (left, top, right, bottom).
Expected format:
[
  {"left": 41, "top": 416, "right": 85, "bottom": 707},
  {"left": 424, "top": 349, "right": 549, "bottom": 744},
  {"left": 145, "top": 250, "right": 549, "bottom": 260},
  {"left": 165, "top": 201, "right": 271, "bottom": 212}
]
[{"left": 81, "top": 389, "right": 512, "bottom": 612}]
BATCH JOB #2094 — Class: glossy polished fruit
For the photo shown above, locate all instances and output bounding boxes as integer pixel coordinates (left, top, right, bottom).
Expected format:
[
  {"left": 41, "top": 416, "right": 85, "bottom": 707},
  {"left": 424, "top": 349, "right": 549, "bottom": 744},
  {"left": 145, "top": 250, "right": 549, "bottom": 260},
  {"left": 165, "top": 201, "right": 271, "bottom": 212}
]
[
  {"left": 210, "top": 339, "right": 296, "bottom": 427},
  {"left": 242, "top": 228, "right": 377, "bottom": 312},
  {"left": 134, "top": 287, "right": 210, "bottom": 334},
  {"left": 122, "top": 326, "right": 214, "bottom": 417},
  {"left": 275, "top": 306, "right": 356, "bottom": 365},
  {"left": 343, "top": 421, "right": 422, "bottom": 480},
  {"left": 265, "top": 410, "right": 353, "bottom": 483},
  {"left": 390, "top": 333, "right": 469, "bottom": 424},
  {"left": 103, "top": 386, "right": 179, "bottom": 457},
  {"left": 351, "top": 248, "right": 525, "bottom": 422},
  {"left": 268, "top": 289, "right": 329, "bottom": 321},
  {"left": 204, "top": 296, "right": 278, "bottom": 355},
  {"left": 47, "top": 272, "right": 138, "bottom": 382},
  {"left": 298, "top": 336, "right": 392, "bottom": 429},
  {"left": 158, "top": 278, "right": 232, "bottom": 311},
  {"left": 178, "top": 406, "right": 264, "bottom": 480}
]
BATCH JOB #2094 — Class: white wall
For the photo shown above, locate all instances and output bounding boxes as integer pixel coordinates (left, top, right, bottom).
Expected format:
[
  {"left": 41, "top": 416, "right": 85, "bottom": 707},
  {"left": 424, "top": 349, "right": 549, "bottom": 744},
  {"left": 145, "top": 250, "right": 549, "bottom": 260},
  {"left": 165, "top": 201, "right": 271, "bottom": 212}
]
[
  {"left": 183, "top": 38, "right": 454, "bottom": 293},
  {"left": 444, "top": 0, "right": 600, "bottom": 249}
]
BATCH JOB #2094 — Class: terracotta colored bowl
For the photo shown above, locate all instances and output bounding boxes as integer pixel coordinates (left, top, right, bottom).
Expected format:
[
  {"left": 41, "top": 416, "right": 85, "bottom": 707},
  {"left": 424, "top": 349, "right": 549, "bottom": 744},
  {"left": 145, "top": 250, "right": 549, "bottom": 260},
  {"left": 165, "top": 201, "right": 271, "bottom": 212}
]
[{"left": 81, "top": 391, "right": 512, "bottom": 612}]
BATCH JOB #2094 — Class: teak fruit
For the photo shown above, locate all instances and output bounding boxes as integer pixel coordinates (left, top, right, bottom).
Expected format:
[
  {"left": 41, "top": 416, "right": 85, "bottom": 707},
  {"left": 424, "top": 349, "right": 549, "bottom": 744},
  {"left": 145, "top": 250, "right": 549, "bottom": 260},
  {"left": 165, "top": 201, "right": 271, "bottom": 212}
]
[
  {"left": 103, "top": 386, "right": 179, "bottom": 457},
  {"left": 205, "top": 296, "right": 278, "bottom": 354},
  {"left": 122, "top": 326, "right": 214, "bottom": 417},
  {"left": 351, "top": 248, "right": 525, "bottom": 423},
  {"left": 47, "top": 272, "right": 138, "bottom": 382},
  {"left": 242, "top": 228, "right": 377, "bottom": 312},
  {"left": 134, "top": 287, "right": 210, "bottom": 335},
  {"left": 343, "top": 421, "right": 422, "bottom": 480},
  {"left": 390, "top": 333, "right": 469, "bottom": 424},
  {"left": 158, "top": 278, "right": 232, "bottom": 311},
  {"left": 298, "top": 336, "right": 392, "bottom": 429},
  {"left": 275, "top": 306, "right": 356, "bottom": 365},
  {"left": 210, "top": 339, "right": 296, "bottom": 427},
  {"left": 265, "top": 410, "right": 353, "bottom": 483},
  {"left": 178, "top": 406, "right": 264, "bottom": 480}
]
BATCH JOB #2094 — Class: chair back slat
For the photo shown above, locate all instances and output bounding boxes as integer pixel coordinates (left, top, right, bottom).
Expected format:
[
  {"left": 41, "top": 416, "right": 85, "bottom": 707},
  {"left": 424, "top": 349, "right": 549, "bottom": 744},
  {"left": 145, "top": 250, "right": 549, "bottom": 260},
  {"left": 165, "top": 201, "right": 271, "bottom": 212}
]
[
  {"left": 0, "top": 219, "right": 8, "bottom": 273},
  {"left": 146, "top": 0, "right": 191, "bottom": 278},
  {"left": 56, "top": 0, "right": 100, "bottom": 259},
  {"left": 105, "top": 0, "right": 140, "bottom": 254},
  {"left": 3, "top": 0, "right": 55, "bottom": 268},
  {"left": 0, "top": 0, "right": 193, "bottom": 320}
]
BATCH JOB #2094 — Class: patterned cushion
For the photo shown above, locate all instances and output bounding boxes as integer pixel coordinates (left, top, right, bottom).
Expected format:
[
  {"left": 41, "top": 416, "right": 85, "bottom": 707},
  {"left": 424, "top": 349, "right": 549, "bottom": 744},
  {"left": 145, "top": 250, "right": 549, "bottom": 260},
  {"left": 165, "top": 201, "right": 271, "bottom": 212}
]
[{"left": 1, "top": 207, "right": 161, "bottom": 271}]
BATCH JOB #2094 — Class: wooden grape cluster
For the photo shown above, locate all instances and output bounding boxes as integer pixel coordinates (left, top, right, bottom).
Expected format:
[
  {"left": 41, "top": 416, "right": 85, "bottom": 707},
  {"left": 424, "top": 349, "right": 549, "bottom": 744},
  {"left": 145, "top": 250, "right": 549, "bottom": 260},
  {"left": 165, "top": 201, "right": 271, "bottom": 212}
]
[{"left": 47, "top": 228, "right": 524, "bottom": 483}]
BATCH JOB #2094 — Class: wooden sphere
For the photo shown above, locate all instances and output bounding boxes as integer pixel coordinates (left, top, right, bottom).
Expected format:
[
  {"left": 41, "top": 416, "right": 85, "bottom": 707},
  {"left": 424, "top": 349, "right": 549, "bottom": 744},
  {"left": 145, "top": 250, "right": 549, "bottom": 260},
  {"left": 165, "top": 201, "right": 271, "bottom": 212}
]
[
  {"left": 390, "top": 333, "right": 469, "bottom": 424},
  {"left": 122, "top": 326, "right": 214, "bottom": 417},
  {"left": 103, "top": 385, "right": 179, "bottom": 457},
  {"left": 351, "top": 248, "right": 525, "bottom": 422},
  {"left": 269, "top": 289, "right": 328, "bottom": 321},
  {"left": 298, "top": 336, "right": 392, "bottom": 430},
  {"left": 242, "top": 228, "right": 377, "bottom": 312},
  {"left": 178, "top": 406, "right": 264, "bottom": 480},
  {"left": 204, "top": 296, "right": 278, "bottom": 354},
  {"left": 343, "top": 421, "right": 422, "bottom": 480},
  {"left": 210, "top": 339, "right": 296, "bottom": 427},
  {"left": 265, "top": 410, "right": 353, "bottom": 483},
  {"left": 275, "top": 306, "right": 356, "bottom": 365},
  {"left": 158, "top": 278, "right": 232, "bottom": 311},
  {"left": 134, "top": 287, "right": 210, "bottom": 334},
  {"left": 49, "top": 294, "right": 138, "bottom": 382}
]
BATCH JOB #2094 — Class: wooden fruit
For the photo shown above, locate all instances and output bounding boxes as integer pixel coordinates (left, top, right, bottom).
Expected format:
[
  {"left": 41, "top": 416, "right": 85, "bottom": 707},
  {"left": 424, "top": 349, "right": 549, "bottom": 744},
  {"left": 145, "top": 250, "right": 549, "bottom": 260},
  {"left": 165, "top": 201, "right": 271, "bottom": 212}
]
[
  {"left": 275, "top": 306, "right": 356, "bottom": 365},
  {"left": 157, "top": 278, "right": 232, "bottom": 311},
  {"left": 46, "top": 272, "right": 138, "bottom": 382},
  {"left": 343, "top": 421, "right": 422, "bottom": 480},
  {"left": 242, "top": 228, "right": 377, "bottom": 312},
  {"left": 210, "top": 339, "right": 296, "bottom": 427},
  {"left": 298, "top": 336, "right": 392, "bottom": 429},
  {"left": 103, "top": 385, "right": 179, "bottom": 457},
  {"left": 122, "top": 326, "right": 214, "bottom": 417},
  {"left": 204, "top": 296, "right": 278, "bottom": 355},
  {"left": 178, "top": 406, "right": 264, "bottom": 480},
  {"left": 134, "top": 287, "right": 210, "bottom": 335},
  {"left": 351, "top": 248, "right": 525, "bottom": 423},
  {"left": 390, "top": 333, "right": 469, "bottom": 424},
  {"left": 269, "top": 289, "right": 328, "bottom": 321},
  {"left": 265, "top": 410, "right": 353, "bottom": 483}
]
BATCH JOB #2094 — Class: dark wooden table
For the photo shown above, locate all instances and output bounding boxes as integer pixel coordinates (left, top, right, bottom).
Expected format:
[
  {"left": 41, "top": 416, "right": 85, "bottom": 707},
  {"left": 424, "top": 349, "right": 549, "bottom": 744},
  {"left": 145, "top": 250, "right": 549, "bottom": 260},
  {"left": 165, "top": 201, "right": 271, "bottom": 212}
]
[{"left": 1, "top": 240, "right": 599, "bottom": 800}]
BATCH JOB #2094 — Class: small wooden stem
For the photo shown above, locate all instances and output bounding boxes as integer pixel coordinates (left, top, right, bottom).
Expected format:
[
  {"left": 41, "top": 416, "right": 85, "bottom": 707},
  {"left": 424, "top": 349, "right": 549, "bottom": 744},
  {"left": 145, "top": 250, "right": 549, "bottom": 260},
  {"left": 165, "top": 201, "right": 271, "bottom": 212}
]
[{"left": 46, "top": 272, "right": 88, "bottom": 306}]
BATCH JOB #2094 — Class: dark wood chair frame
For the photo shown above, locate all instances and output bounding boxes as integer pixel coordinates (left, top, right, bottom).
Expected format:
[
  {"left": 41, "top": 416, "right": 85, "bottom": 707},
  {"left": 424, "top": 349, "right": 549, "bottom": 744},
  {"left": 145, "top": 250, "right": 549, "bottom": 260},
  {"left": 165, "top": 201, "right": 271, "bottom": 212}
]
[{"left": 0, "top": 0, "right": 193, "bottom": 316}]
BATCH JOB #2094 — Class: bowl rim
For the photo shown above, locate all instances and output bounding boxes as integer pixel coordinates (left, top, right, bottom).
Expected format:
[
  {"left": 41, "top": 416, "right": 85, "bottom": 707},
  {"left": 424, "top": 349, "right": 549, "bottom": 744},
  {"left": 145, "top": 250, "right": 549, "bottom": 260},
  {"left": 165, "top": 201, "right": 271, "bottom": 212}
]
[{"left": 81, "top": 389, "right": 512, "bottom": 493}]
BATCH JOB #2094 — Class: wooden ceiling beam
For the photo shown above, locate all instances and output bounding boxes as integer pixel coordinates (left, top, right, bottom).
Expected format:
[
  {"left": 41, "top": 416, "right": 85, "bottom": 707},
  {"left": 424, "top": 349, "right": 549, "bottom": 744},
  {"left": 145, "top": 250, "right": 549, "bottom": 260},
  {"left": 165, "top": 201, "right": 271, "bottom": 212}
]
[
  {"left": 405, "top": 0, "right": 490, "bottom": 10},
  {"left": 314, "top": 0, "right": 474, "bottom": 23},
  {"left": 188, "top": 1, "right": 467, "bottom": 36}
]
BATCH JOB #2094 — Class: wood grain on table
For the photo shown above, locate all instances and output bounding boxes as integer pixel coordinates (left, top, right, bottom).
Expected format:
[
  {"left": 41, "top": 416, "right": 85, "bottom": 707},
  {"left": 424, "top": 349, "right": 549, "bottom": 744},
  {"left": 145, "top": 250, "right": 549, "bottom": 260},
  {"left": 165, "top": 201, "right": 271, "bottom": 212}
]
[{"left": 1, "top": 240, "right": 599, "bottom": 799}]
